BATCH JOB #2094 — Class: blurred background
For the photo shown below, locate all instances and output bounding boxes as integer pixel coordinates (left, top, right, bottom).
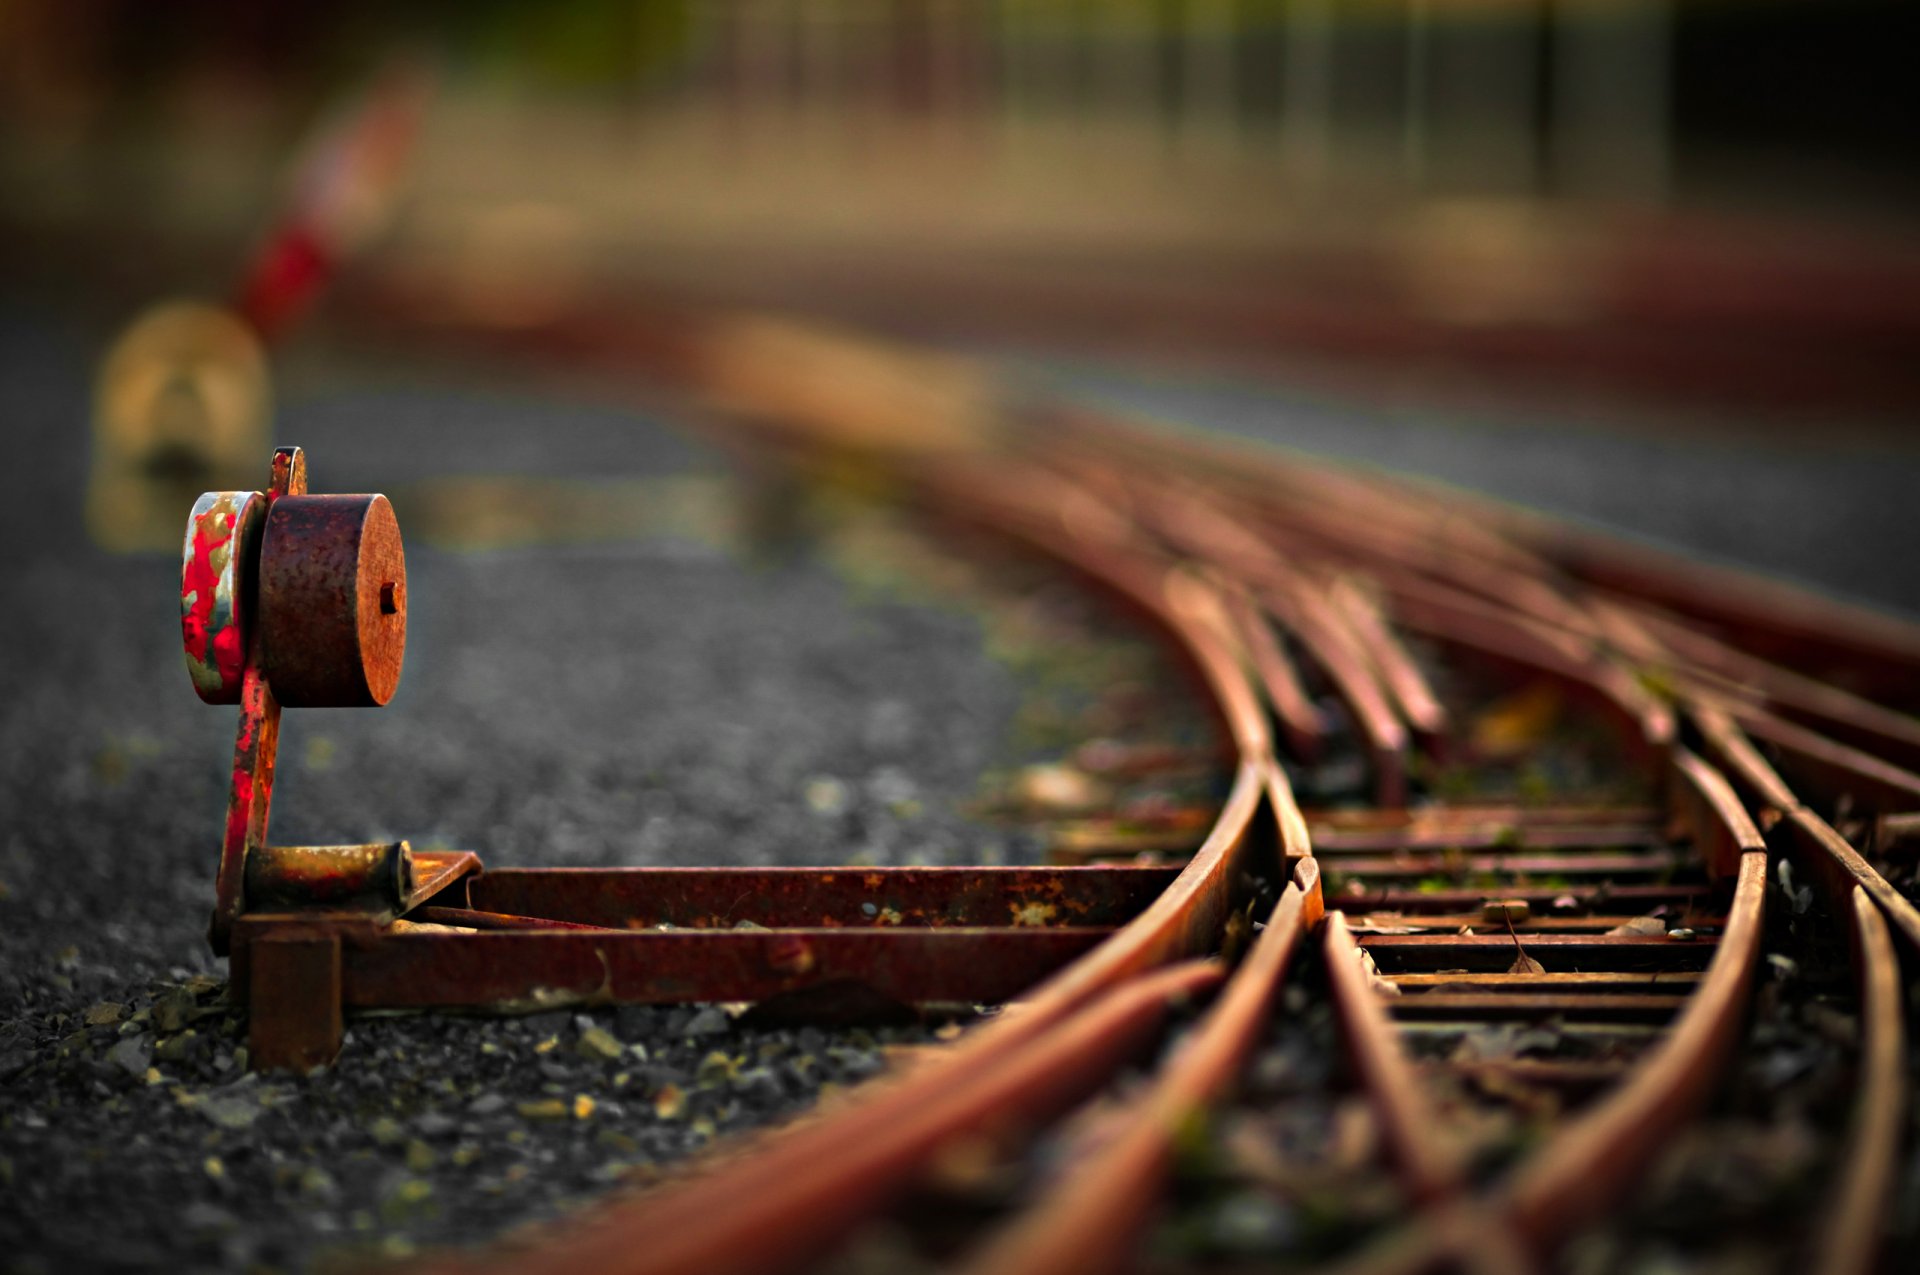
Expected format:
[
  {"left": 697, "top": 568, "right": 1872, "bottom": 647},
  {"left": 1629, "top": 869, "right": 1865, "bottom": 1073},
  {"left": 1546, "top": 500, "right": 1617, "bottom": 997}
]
[{"left": 2, "top": 0, "right": 1918, "bottom": 609}]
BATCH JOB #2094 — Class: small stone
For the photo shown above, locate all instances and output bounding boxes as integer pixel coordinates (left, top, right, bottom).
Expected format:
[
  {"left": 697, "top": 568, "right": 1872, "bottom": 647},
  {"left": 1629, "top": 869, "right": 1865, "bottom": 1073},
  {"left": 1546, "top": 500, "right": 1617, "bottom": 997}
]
[
  {"left": 104, "top": 1036, "right": 152, "bottom": 1078},
  {"left": 381, "top": 1176, "right": 435, "bottom": 1223},
  {"left": 572, "top": 1094, "right": 596, "bottom": 1120},
  {"left": 468, "top": 1093, "right": 508, "bottom": 1116},
  {"left": 576, "top": 1027, "right": 624, "bottom": 1062},
  {"left": 405, "top": 1140, "right": 437, "bottom": 1173},
  {"left": 596, "top": 1129, "right": 639, "bottom": 1154},
  {"left": 298, "top": 1166, "right": 338, "bottom": 1199},
  {"left": 803, "top": 776, "right": 850, "bottom": 817},
  {"left": 614, "top": 1006, "right": 658, "bottom": 1042},
  {"left": 1013, "top": 764, "right": 1109, "bottom": 813},
  {"left": 368, "top": 1116, "right": 405, "bottom": 1146},
  {"left": 523, "top": 1010, "right": 570, "bottom": 1036},
  {"left": 1480, "top": 899, "right": 1530, "bottom": 924},
  {"left": 84, "top": 1002, "right": 126, "bottom": 1027},
  {"left": 1608, "top": 916, "right": 1667, "bottom": 937},
  {"left": 732, "top": 1068, "right": 785, "bottom": 1104},
  {"left": 653, "top": 1085, "right": 687, "bottom": 1120},
  {"left": 182, "top": 1202, "right": 238, "bottom": 1234},
  {"left": 683, "top": 1007, "right": 730, "bottom": 1037},
  {"left": 152, "top": 988, "right": 197, "bottom": 1034},
  {"left": 1668, "top": 927, "right": 1698, "bottom": 942},
  {"left": 517, "top": 1099, "right": 570, "bottom": 1121},
  {"left": 696, "top": 1051, "right": 739, "bottom": 1088},
  {"left": 196, "top": 1092, "right": 263, "bottom": 1131},
  {"left": 154, "top": 1030, "right": 204, "bottom": 1063},
  {"left": 1206, "top": 1189, "right": 1296, "bottom": 1253},
  {"left": 203, "top": 1156, "right": 225, "bottom": 1180}
]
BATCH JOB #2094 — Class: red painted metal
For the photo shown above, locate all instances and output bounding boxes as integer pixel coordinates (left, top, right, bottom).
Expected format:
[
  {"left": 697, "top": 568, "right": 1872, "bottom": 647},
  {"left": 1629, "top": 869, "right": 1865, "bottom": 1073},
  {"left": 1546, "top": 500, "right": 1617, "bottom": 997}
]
[
  {"left": 232, "top": 61, "right": 429, "bottom": 342},
  {"left": 180, "top": 490, "right": 266, "bottom": 704},
  {"left": 209, "top": 447, "right": 305, "bottom": 953}
]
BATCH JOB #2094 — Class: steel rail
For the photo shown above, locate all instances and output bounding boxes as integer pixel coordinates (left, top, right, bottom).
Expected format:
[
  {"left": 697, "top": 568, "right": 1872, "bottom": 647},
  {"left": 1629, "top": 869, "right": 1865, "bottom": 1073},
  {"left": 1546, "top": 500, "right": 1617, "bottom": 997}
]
[
  {"left": 462, "top": 958, "right": 1228, "bottom": 1275},
  {"left": 1007, "top": 410, "right": 1900, "bottom": 1273},
  {"left": 464, "top": 382, "right": 1908, "bottom": 1275},
  {"left": 1814, "top": 887, "right": 1908, "bottom": 1275},
  {"left": 618, "top": 392, "right": 1904, "bottom": 1274},
  {"left": 1692, "top": 704, "right": 1920, "bottom": 954},
  {"left": 117, "top": 88, "right": 1920, "bottom": 1272},
  {"left": 956, "top": 860, "right": 1317, "bottom": 1275},
  {"left": 233, "top": 262, "right": 1920, "bottom": 1272},
  {"left": 442, "top": 458, "right": 1291, "bottom": 1275}
]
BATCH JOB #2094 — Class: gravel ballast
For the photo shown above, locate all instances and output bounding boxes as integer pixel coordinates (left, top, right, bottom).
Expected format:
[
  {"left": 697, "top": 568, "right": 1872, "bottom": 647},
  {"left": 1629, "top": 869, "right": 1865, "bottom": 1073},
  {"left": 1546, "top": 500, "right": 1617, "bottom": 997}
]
[{"left": 0, "top": 300, "right": 1210, "bottom": 1273}]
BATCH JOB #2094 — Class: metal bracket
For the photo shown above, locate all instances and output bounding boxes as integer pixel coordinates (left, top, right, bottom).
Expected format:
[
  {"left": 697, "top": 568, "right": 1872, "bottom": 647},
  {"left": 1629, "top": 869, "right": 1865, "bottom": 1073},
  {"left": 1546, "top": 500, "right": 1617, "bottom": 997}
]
[{"left": 186, "top": 448, "right": 1200, "bottom": 1070}]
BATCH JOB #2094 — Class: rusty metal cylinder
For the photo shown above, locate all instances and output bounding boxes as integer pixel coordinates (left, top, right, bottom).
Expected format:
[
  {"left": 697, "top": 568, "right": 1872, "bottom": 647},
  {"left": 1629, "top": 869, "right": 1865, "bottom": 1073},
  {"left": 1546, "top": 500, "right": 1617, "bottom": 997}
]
[
  {"left": 245, "top": 841, "right": 416, "bottom": 914},
  {"left": 259, "top": 493, "right": 407, "bottom": 707}
]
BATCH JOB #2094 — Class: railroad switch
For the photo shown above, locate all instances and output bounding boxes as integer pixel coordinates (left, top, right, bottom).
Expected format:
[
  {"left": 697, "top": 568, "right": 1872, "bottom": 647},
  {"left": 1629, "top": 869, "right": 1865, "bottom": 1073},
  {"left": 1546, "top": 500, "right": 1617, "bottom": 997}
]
[
  {"left": 184, "top": 449, "right": 1180, "bottom": 1071},
  {"left": 182, "top": 445, "right": 463, "bottom": 1068}
]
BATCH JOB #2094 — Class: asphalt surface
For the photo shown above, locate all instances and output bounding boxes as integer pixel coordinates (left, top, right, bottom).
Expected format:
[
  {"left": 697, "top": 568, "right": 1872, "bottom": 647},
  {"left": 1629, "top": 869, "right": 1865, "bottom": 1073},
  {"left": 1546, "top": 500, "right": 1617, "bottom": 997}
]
[{"left": 0, "top": 294, "right": 1214, "bottom": 1273}]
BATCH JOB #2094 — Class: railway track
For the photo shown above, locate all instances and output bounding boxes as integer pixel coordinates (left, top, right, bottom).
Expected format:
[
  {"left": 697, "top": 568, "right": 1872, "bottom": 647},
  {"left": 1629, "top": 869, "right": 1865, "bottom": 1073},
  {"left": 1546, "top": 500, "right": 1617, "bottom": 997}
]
[
  {"left": 149, "top": 268, "right": 1920, "bottom": 1275},
  {"left": 110, "top": 71, "right": 1920, "bottom": 1274},
  {"left": 416, "top": 383, "right": 1909, "bottom": 1275}
]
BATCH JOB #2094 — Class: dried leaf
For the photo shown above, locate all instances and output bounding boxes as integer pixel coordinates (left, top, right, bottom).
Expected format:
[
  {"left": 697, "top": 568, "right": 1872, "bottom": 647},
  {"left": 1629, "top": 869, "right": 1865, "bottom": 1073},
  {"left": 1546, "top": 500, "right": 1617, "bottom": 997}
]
[
  {"left": 1607, "top": 916, "right": 1666, "bottom": 937},
  {"left": 1503, "top": 914, "right": 1544, "bottom": 975}
]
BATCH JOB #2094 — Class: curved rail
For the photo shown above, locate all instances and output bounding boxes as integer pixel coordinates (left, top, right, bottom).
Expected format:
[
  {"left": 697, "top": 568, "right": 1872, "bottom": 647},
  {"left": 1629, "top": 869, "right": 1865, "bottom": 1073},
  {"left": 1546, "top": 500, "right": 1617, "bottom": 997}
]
[{"left": 302, "top": 284, "right": 1919, "bottom": 1275}]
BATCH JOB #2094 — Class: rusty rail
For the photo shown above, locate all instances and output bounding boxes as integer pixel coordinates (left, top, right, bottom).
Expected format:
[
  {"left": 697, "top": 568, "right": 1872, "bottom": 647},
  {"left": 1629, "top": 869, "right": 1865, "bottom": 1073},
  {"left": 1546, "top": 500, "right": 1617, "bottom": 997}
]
[{"left": 140, "top": 175, "right": 1920, "bottom": 1271}]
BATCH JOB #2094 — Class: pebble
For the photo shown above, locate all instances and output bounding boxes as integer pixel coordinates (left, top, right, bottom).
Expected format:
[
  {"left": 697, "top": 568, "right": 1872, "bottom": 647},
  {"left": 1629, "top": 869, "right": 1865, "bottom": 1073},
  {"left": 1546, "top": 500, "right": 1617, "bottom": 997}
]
[
  {"left": 194, "top": 1092, "right": 265, "bottom": 1132},
  {"left": 298, "top": 1166, "right": 339, "bottom": 1200},
  {"left": 155, "top": 1030, "right": 204, "bottom": 1063},
  {"left": 1012, "top": 763, "right": 1110, "bottom": 813},
  {"left": 152, "top": 988, "right": 198, "bottom": 1035},
  {"left": 84, "top": 1001, "right": 126, "bottom": 1027},
  {"left": 803, "top": 776, "right": 850, "bottom": 816},
  {"left": 577, "top": 1026, "right": 625, "bottom": 1061},
  {"left": 104, "top": 1036, "right": 152, "bottom": 1078},
  {"left": 682, "top": 1007, "right": 731, "bottom": 1037}
]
